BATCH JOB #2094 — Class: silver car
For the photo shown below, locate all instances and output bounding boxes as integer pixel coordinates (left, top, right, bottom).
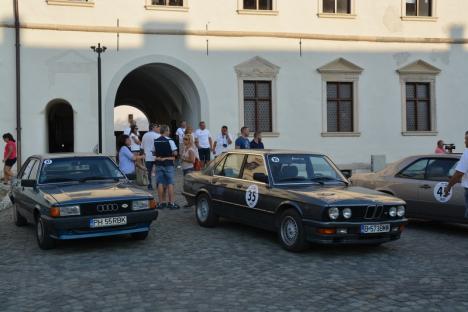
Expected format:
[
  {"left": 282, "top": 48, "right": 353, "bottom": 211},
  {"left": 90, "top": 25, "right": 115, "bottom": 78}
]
[{"left": 350, "top": 154, "right": 466, "bottom": 222}]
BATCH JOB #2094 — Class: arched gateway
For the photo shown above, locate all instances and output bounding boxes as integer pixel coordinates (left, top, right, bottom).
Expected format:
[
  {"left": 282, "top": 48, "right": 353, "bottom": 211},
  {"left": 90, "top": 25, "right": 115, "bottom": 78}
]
[{"left": 105, "top": 56, "right": 208, "bottom": 155}]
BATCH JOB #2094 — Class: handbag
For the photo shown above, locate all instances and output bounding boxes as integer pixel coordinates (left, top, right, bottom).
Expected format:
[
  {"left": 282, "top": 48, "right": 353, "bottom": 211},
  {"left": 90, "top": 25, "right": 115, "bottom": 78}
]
[
  {"left": 135, "top": 164, "right": 149, "bottom": 186},
  {"left": 193, "top": 158, "right": 202, "bottom": 171}
]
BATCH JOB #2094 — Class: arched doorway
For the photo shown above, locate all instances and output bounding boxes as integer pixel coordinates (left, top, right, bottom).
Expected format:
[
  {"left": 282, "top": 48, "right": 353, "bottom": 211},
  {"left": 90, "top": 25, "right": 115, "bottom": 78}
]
[
  {"left": 47, "top": 100, "right": 74, "bottom": 153},
  {"left": 114, "top": 63, "right": 201, "bottom": 135}
]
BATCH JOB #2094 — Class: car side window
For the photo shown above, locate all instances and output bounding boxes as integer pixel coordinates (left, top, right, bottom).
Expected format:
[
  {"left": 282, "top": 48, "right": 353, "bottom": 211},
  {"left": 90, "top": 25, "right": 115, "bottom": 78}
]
[
  {"left": 213, "top": 156, "right": 227, "bottom": 176},
  {"left": 426, "top": 158, "right": 459, "bottom": 182},
  {"left": 28, "top": 160, "right": 40, "bottom": 181},
  {"left": 397, "top": 159, "right": 428, "bottom": 180},
  {"left": 20, "top": 159, "right": 35, "bottom": 180},
  {"left": 217, "top": 154, "right": 245, "bottom": 178},
  {"left": 242, "top": 155, "right": 267, "bottom": 181}
]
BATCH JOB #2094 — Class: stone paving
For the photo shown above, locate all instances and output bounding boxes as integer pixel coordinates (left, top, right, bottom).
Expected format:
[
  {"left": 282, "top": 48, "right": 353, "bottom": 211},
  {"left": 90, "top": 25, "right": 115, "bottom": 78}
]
[{"left": 1, "top": 174, "right": 468, "bottom": 311}]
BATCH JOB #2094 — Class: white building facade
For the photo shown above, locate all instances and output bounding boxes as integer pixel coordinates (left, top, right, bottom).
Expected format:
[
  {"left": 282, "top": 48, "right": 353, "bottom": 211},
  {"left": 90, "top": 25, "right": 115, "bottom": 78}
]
[{"left": 1, "top": 0, "right": 467, "bottom": 169}]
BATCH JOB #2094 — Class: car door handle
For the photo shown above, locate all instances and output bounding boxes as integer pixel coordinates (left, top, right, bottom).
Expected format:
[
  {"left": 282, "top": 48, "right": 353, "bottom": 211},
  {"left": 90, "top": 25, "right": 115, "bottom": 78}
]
[
  {"left": 236, "top": 184, "right": 243, "bottom": 189},
  {"left": 420, "top": 184, "right": 432, "bottom": 189}
]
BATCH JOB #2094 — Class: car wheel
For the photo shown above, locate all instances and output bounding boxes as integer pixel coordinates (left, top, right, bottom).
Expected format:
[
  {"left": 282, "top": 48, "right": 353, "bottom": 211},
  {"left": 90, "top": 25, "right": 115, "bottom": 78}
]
[
  {"left": 36, "top": 215, "right": 55, "bottom": 250},
  {"left": 278, "top": 209, "right": 309, "bottom": 252},
  {"left": 195, "top": 194, "right": 218, "bottom": 227},
  {"left": 131, "top": 231, "right": 149, "bottom": 240},
  {"left": 13, "top": 204, "right": 27, "bottom": 227}
]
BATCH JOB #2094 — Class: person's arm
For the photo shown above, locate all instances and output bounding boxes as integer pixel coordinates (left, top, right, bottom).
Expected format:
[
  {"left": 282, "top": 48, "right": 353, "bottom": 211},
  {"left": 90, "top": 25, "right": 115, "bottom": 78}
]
[
  {"left": 213, "top": 136, "right": 218, "bottom": 152},
  {"left": 182, "top": 149, "right": 196, "bottom": 163},
  {"left": 132, "top": 135, "right": 141, "bottom": 145},
  {"left": 445, "top": 171, "right": 464, "bottom": 196},
  {"left": 227, "top": 134, "right": 233, "bottom": 145}
]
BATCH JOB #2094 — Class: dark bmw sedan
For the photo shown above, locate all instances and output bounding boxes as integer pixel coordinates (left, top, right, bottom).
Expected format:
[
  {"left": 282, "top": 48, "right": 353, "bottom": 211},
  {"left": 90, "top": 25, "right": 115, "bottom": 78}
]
[
  {"left": 183, "top": 150, "right": 407, "bottom": 252},
  {"left": 9, "top": 154, "right": 158, "bottom": 249}
]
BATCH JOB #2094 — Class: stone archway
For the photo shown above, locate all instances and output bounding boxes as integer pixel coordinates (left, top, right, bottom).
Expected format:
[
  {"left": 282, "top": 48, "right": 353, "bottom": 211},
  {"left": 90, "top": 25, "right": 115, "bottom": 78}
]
[{"left": 105, "top": 56, "right": 208, "bottom": 154}]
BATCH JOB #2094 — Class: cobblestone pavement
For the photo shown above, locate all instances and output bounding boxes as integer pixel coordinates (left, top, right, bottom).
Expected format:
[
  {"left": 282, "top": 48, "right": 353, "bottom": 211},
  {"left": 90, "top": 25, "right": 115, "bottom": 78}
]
[{"left": 1, "top": 174, "right": 468, "bottom": 312}]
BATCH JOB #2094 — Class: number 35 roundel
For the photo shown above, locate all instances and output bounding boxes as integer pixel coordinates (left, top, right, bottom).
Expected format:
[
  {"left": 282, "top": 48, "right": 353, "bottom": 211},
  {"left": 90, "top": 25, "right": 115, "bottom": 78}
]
[
  {"left": 433, "top": 182, "right": 452, "bottom": 203},
  {"left": 245, "top": 184, "right": 259, "bottom": 208}
]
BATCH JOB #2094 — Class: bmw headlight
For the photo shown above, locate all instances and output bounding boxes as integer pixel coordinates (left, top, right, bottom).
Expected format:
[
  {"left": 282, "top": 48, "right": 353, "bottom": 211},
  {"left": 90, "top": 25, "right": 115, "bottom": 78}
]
[
  {"left": 389, "top": 206, "right": 397, "bottom": 217},
  {"left": 328, "top": 207, "right": 339, "bottom": 220},
  {"left": 132, "top": 200, "right": 149, "bottom": 211},
  {"left": 60, "top": 205, "right": 81, "bottom": 217},
  {"left": 397, "top": 206, "right": 405, "bottom": 217},
  {"left": 342, "top": 208, "right": 352, "bottom": 219}
]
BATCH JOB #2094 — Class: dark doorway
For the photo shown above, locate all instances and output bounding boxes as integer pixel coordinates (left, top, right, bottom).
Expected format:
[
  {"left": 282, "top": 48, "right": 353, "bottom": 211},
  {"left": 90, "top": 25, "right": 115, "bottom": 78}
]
[{"left": 47, "top": 101, "right": 74, "bottom": 153}]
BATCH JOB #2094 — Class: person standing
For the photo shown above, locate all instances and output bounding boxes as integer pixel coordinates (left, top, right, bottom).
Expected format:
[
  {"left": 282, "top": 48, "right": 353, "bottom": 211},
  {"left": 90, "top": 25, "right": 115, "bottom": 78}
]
[
  {"left": 181, "top": 134, "right": 197, "bottom": 176},
  {"left": 129, "top": 125, "right": 141, "bottom": 153},
  {"left": 195, "top": 121, "right": 213, "bottom": 167},
  {"left": 141, "top": 123, "right": 160, "bottom": 190},
  {"left": 435, "top": 140, "right": 446, "bottom": 154},
  {"left": 250, "top": 131, "right": 264, "bottom": 149},
  {"left": 117, "top": 135, "right": 144, "bottom": 181},
  {"left": 213, "top": 125, "right": 233, "bottom": 157},
  {"left": 445, "top": 131, "right": 468, "bottom": 218},
  {"left": 123, "top": 120, "right": 138, "bottom": 136},
  {"left": 235, "top": 126, "right": 250, "bottom": 149},
  {"left": 2, "top": 133, "right": 17, "bottom": 185},
  {"left": 176, "top": 121, "right": 187, "bottom": 168},
  {"left": 154, "top": 125, "right": 179, "bottom": 210}
]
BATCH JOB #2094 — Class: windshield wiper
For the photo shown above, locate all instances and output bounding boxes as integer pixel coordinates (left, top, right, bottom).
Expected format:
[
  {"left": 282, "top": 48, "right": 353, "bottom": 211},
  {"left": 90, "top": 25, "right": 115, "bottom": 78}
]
[
  {"left": 42, "top": 178, "right": 78, "bottom": 183},
  {"left": 310, "top": 176, "right": 348, "bottom": 184},
  {"left": 79, "top": 176, "right": 120, "bottom": 183}
]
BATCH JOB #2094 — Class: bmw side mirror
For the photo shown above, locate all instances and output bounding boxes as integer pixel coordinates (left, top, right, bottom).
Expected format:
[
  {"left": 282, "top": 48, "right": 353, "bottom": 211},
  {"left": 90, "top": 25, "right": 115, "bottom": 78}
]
[
  {"left": 253, "top": 173, "right": 269, "bottom": 184},
  {"left": 340, "top": 170, "right": 352, "bottom": 179},
  {"left": 21, "top": 180, "right": 37, "bottom": 188}
]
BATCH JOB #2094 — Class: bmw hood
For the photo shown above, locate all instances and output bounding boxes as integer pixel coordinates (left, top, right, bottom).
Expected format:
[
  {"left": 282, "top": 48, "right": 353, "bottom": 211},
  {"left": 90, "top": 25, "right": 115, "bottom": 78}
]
[
  {"left": 39, "top": 182, "right": 151, "bottom": 205},
  {"left": 287, "top": 185, "right": 405, "bottom": 206}
]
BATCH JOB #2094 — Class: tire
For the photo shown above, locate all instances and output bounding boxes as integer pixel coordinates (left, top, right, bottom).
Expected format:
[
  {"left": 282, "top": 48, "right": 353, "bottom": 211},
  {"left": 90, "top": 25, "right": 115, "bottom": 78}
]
[
  {"left": 35, "top": 215, "right": 56, "bottom": 250},
  {"left": 13, "top": 204, "right": 27, "bottom": 227},
  {"left": 277, "top": 209, "right": 309, "bottom": 252},
  {"left": 195, "top": 194, "right": 218, "bottom": 227},
  {"left": 131, "top": 231, "right": 149, "bottom": 240}
]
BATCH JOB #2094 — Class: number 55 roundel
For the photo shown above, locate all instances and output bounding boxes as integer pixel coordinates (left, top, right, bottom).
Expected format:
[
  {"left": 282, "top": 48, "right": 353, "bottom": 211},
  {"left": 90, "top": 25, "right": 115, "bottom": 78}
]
[
  {"left": 433, "top": 182, "right": 452, "bottom": 203},
  {"left": 245, "top": 185, "right": 259, "bottom": 208}
]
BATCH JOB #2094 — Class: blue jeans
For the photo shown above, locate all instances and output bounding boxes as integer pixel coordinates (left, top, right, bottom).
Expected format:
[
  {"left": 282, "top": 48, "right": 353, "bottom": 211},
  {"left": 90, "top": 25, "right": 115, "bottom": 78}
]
[
  {"left": 145, "top": 161, "right": 155, "bottom": 189},
  {"left": 156, "top": 165, "right": 175, "bottom": 186},
  {"left": 464, "top": 188, "right": 468, "bottom": 219}
]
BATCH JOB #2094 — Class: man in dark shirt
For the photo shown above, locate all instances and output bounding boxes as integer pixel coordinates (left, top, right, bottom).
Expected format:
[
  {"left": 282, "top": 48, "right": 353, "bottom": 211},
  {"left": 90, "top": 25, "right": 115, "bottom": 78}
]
[
  {"left": 250, "top": 131, "right": 264, "bottom": 149},
  {"left": 235, "top": 126, "right": 250, "bottom": 149},
  {"left": 154, "top": 125, "right": 178, "bottom": 209}
]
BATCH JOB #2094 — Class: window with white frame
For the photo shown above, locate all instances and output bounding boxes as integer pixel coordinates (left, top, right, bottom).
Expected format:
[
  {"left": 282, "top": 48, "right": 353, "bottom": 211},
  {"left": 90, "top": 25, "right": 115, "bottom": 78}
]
[
  {"left": 317, "top": 58, "right": 362, "bottom": 137},
  {"left": 243, "top": 0, "right": 273, "bottom": 10},
  {"left": 405, "top": 0, "right": 432, "bottom": 17},
  {"left": 235, "top": 57, "right": 280, "bottom": 136},
  {"left": 322, "top": 0, "right": 351, "bottom": 14},
  {"left": 151, "top": 0, "right": 184, "bottom": 6},
  {"left": 397, "top": 60, "right": 440, "bottom": 135}
]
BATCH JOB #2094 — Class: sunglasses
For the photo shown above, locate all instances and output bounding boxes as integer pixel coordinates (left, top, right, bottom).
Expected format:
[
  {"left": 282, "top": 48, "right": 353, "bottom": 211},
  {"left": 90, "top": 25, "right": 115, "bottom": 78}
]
[{"left": 183, "top": 138, "right": 190, "bottom": 141}]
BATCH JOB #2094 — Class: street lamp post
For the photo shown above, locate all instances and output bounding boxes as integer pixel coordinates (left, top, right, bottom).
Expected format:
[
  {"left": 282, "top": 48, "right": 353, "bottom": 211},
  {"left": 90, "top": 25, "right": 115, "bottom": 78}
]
[{"left": 90, "top": 43, "right": 107, "bottom": 154}]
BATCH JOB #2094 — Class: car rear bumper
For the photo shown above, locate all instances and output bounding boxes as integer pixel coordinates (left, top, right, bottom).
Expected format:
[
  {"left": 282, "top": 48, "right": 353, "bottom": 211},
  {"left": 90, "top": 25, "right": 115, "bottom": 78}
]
[
  {"left": 303, "top": 218, "right": 408, "bottom": 245},
  {"left": 42, "top": 210, "right": 158, "bottom": 240}
]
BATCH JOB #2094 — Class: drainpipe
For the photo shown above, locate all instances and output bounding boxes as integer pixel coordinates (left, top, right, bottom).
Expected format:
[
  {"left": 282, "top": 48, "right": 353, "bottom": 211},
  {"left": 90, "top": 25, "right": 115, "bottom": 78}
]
[{"left": 13, "top": 0, "right": 22, "bottom": 166}]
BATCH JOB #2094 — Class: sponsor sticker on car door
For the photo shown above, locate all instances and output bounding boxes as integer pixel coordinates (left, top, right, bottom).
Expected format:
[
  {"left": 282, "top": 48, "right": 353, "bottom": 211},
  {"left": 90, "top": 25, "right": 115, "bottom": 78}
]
[
  {"left": 433, "top": 182, "right": 453, "bottom": 203},
  {"left": 245, "top": 185, "right": 259, "bottom": 208}
]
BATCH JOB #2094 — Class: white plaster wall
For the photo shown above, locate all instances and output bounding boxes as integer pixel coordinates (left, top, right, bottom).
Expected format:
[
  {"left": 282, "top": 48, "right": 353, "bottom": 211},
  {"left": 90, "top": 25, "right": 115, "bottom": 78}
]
[{"left": 0, "top": 28, "right": 16, "bottom": 142}]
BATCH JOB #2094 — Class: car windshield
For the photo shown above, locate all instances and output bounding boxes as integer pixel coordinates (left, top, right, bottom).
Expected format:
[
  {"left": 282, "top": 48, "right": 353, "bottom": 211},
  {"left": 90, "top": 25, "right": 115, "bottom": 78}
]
[
  {"left": 267, "top": 154, "right": 345, "bottom": 185},
  {"left": 38, "top": 157, "right": 125, "bottom": 184}
]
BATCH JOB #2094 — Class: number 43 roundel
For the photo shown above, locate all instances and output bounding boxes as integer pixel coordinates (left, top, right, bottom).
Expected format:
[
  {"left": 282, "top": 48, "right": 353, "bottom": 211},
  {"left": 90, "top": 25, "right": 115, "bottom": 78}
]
[
  {"left": 245, "top": 185, "right": 259, "bottom": 208},
  {"left": 433, "top": 182, "right": 452, "bottom": 203}
]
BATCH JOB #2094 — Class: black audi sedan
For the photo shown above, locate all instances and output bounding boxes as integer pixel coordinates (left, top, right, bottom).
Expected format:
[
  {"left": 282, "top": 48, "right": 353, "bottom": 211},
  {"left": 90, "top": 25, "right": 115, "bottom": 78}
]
[
  {"left": 9, "top": 154, "right": 158, "bottom": 249},
  {"left": 183, "top": 150, "right": 407, "bottom": 252}
]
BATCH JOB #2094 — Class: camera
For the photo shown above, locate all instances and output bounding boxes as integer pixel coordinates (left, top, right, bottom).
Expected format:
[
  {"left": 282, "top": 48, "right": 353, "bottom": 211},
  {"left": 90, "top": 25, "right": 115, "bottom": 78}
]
[
  {"left": 444, "top": 143, "right": 456, "bottom": 153},
  {"left": 222, "top": 144, "right": 228, "bottom": 148}
]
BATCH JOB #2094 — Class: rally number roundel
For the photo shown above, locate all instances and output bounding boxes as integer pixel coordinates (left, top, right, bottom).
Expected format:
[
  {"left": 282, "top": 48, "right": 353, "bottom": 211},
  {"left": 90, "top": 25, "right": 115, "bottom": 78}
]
[
  {"left": 245, "top": 184, "right": 259, "bottom": 208},
  {"left": 433, "top": 182, "right": 452, "bottom": 203}
]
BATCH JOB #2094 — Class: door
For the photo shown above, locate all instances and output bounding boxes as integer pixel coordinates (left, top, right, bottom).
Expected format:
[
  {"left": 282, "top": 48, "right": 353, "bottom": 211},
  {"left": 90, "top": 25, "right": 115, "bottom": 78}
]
[
  {"left": 210, "top": 153, "right": 246, "bottom": 218},
  {"left": 48, "top": 102, "right": 74, "bottom": 153},
  {"left": 392, "top": 158, "right": 430, "bottom": 217},
  {"left": 21, "top": 159, "right": 41, "bottom": 222},
  {"left": 239, "top": 154, "right": 275, "bottom": 229},
  {"left": 418, "top": 158, "right": 463, "bottom": 220},
  {"left": 13, "top": 158, "right": 37, "bottom": 221}
]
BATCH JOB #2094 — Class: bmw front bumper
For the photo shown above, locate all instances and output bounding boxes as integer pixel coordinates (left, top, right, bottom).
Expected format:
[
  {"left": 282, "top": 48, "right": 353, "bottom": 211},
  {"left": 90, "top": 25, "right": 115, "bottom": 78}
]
[
  {"left": 302, "top": 218, "right": 408, "bottom": 245},
  {"left": 41, "top": 210, "right": 158, "bottom": 240}
]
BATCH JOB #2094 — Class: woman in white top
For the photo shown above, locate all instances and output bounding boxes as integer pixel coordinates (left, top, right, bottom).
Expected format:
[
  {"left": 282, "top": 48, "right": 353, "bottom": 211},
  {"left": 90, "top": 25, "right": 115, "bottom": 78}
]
[
  {"left": 181, "top": 134, "right": 198, "bottom": 176},
  {"left": 129, "top": 125, "right": 141, "bottom": 153}
]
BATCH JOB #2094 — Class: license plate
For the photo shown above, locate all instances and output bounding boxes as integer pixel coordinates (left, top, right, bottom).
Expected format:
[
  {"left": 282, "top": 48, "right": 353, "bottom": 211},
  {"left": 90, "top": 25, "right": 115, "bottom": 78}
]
[
  {"left": 90, "top": 216, "right": 127, "bottom": 228},
  {"left": 360, "top": 224, "right": 390, "bottom": 234}
]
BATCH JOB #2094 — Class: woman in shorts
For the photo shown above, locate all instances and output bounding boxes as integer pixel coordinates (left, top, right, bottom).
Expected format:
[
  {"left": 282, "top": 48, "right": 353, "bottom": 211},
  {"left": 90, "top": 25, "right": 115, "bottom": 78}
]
[{"left": 2, "top": 133, "right": 17, "bottom": 185}]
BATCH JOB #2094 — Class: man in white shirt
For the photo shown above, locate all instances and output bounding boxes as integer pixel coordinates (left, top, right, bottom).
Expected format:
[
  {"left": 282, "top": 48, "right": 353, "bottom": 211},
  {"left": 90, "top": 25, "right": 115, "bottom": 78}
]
[
  {"left": 123, "top": 120, "right": 138, "bottom": 136},
  {"left": 194, "top": 121, "right": 213, "bottom": 167},
  {"left": 141, "top": 124, "right": 160, "bottom": 190},
  {"left": 213, "top": 125, "right": 233, "bottom": 157},
  {"left": 445, "top": 131, "right": 468, "bottom": 218},
  {"left": 175, "top": 121, "right": 187, "bottom": 168}
]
